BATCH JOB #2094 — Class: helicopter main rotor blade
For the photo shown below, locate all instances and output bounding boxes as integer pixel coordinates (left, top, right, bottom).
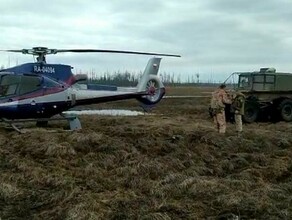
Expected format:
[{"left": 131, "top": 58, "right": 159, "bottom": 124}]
[
  {"left": 0, "top": 49, "right": 39, "bottom": 54},
  {"left": 0, "top": 49, "right": 24, "bottom": 53},
  {"left": 0, "top": 47, "right": 181, "bottom": 57},
  {"left": 56, "top": 49, "right": 181, "bottom": 57}
]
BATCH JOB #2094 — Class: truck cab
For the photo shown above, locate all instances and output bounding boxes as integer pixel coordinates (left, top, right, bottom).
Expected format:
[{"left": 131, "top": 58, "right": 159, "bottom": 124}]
[{"left": 234, "top": 68, "right": 292, "bottom": 122}]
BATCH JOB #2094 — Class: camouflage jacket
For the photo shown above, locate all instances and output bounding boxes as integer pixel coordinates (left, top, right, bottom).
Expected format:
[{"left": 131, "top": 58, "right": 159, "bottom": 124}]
[{"left": 210, "top": 88, "right": 232, "bottom": 113}]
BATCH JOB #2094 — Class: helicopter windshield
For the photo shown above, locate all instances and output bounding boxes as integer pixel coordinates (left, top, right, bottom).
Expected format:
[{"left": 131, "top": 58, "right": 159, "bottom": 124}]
[
  {"left": 0, "top": 74, "right": 42, "bottom": 97},
  {"left": 0, "top": 74, "right": 21, "bottom": 97}
]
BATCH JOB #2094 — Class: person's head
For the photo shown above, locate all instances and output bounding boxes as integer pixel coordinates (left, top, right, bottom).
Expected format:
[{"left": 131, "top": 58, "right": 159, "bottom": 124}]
[{"left": 219, "top": 84, "right": 226, "bottom": 89}]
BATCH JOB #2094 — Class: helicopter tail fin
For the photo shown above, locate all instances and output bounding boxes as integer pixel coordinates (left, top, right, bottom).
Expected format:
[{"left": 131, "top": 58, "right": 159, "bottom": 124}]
[
  {"left": 136, "top": 57, "right": 165, "bottom": 105},
  {"left": 137, "top": 57, "right": 162, "bottom": 92}
]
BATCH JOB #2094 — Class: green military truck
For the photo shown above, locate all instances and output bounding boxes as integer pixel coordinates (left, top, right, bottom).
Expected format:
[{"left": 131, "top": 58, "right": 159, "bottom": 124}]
[{"left": 232, "top": 67, "right": 292, "bottom": 123}]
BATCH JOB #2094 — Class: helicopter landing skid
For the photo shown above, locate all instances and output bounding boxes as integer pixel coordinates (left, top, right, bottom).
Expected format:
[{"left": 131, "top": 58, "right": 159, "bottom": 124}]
[{"left": 0, "top": 115, "right": 82, "bottom": 134}]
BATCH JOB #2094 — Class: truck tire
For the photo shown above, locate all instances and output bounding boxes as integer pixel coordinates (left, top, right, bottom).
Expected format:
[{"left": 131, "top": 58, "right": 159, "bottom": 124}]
[
  {"left": 243, "top": 103, "right": 259, "bottom": 123},
  {"left": 279, "top": 99, "right": 292, "bottom": 122}
]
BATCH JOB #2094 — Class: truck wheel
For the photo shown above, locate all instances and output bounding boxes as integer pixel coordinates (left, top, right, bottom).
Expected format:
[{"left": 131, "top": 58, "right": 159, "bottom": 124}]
[
  {"left": 279, "top": 99, "right": 292, "bottom": 122},
  {"left": 243, "top": 103, "right": 259, "bottom": 123}
]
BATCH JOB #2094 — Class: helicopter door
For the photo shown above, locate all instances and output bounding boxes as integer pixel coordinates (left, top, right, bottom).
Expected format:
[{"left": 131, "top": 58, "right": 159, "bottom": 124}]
[
  {"left": 0, "top": 74, "right": 43, "bottom": 117},
  {"left": 18, "top": 75, "right": 43, "bottom": 117}
]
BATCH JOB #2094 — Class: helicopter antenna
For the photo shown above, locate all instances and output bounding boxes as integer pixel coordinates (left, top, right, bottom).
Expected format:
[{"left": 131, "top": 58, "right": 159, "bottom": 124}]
[{"left": 0, "top": 47, "right": 181, "bottom": 64}]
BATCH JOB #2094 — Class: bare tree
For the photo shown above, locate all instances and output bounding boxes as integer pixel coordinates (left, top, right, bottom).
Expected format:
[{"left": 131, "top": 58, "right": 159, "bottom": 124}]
[{"left": 196, "top": 73, "right": 200, "bottom": 83}]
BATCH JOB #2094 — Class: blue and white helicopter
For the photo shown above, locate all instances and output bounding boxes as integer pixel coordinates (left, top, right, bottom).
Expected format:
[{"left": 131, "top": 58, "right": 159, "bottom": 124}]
[{"left": 0, "top": 47, "right": 180, "bottom": 131}]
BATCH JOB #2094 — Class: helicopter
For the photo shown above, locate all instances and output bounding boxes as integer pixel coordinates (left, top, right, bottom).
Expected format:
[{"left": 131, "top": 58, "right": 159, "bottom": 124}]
[{"left": 0, "top": 47, "right": 180, "bottom": 132}]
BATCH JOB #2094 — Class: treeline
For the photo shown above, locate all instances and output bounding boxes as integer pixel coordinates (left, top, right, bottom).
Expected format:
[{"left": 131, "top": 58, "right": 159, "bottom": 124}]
[
  {"left": 86, "top": 71, "right": 222, "bottom": 87},
  {"left": 88, "top": 71, "right": 140, "bottom": 87}
]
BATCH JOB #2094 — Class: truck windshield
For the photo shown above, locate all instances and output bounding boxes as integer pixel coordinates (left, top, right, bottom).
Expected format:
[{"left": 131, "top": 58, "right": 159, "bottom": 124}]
[{"left": 238, "top": 75, "right": 251, "bottom": 89}]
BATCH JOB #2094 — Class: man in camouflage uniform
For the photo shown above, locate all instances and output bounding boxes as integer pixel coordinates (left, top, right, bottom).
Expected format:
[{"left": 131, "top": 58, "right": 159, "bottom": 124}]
[
  {"left": 210, "top": 84, "right": 232, "bottom": 133},
  {"left": 231, "top": 92, "right": 246, "bottom": 134}
]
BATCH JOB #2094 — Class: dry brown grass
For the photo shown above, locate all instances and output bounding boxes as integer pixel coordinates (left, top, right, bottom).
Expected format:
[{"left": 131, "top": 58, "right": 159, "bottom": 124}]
[{"left": 0, "top": 86, "right": 292, "bottom": 219}]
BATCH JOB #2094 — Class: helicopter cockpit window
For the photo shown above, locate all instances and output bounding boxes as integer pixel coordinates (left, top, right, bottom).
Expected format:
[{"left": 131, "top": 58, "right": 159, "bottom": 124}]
[
  {"left": 0, "top": 75, "right": 21, "bottom": 97},
  {"left": 18, "top": 75, "right": 41, "bottom": 95},
  {"left": 0, "top": 74, "right": 42, "bottom": 97}
]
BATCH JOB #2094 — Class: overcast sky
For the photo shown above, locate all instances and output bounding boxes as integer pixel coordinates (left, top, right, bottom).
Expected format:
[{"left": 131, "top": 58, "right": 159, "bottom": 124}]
[{"left": 1, "top": 0, "right": 292, "bottom": 82}]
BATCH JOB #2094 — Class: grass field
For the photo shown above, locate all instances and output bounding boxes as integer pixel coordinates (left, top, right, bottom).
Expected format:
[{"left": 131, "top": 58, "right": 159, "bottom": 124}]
[
  {"left": 1, "top": 86, "right": 292, "bottom": 219},
  {"left": 164, "top": 86, "right": 214, "bottom": 96}
]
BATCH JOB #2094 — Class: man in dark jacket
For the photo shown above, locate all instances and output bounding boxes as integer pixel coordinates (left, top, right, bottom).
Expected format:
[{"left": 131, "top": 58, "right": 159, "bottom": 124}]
[{"left": 231, "top": 92, "right": 245, "bottom": 134}]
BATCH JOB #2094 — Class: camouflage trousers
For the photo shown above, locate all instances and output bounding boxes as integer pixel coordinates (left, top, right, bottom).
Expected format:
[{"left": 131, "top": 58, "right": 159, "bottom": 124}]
[
  {"left": 234, "top": 114, "right": 243, "bottom": 132},
  {"left": 213, "top": 109, "right": 226, "bottom": 133}
]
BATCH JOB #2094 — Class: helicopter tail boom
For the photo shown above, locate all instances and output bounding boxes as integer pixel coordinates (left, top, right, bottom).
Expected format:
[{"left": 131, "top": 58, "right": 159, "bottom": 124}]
[{"left": 71, "top": 57, "right": 166, "bottom": 106}]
